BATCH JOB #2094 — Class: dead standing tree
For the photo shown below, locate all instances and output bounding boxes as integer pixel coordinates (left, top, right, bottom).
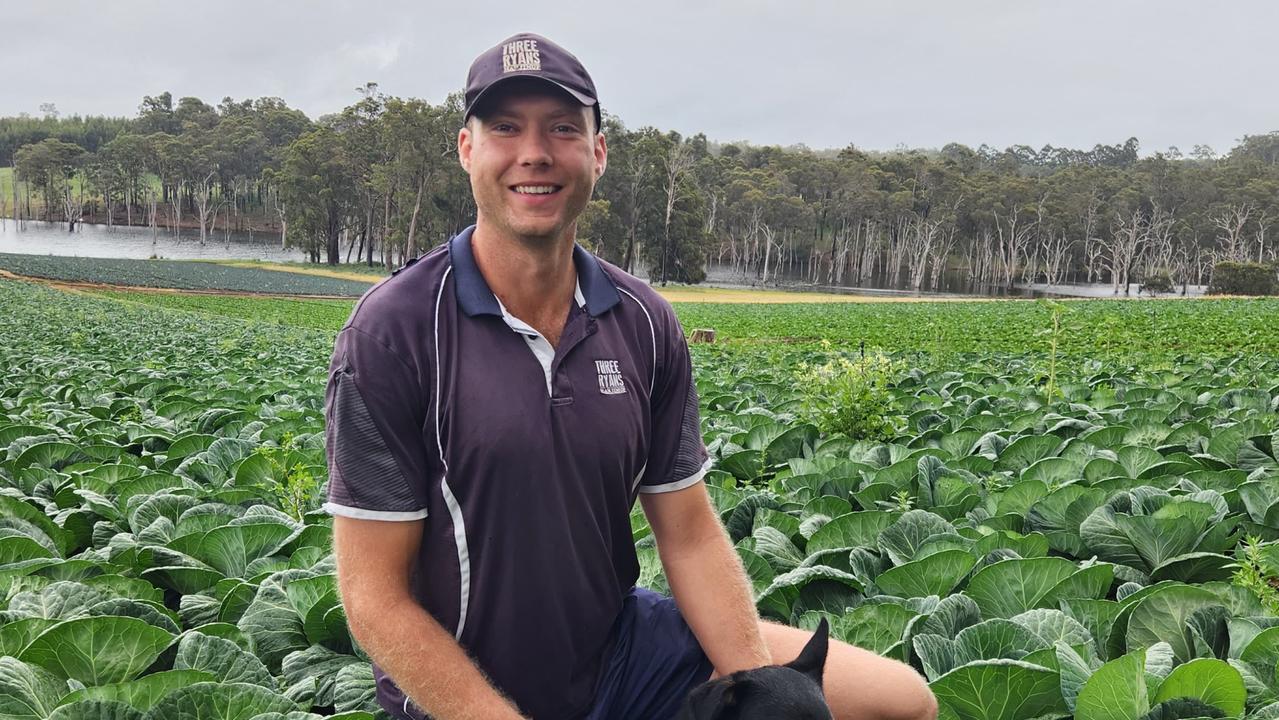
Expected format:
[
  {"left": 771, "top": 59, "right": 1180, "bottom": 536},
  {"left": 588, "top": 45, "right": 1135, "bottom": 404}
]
[
  {"left": 1021, "top": 195, "right": 1050, "bottom": 285},
  {"left": 144, "top": 185, "right": 159, "bottom": 241},
  {"left": 659, "top": 138, "right": 695, "bottom": 285},
  {"left": 1141, "top": 204, "right": 1177, "bottom": 281},
  {"left": 829, "top": 217, "right": 858, "bottom": 285},
  {"left": 60, "top": 176, "right": 84, "bottom": 232},
  {"left": 167, "top": 180, "right": 185, "bottom": 239},
  {"left": 1078, "top": 190, "right": 1104, "bottom": 283},
  {"left": 905, "top": 215, "right": 941, "bottom": 291},
  {"left": 1042, "top": 231, "right": 1075, "bottom": 286},
  {"left": 618, "top": 148, "right": 652, "bottom": 275},
  {"left": 926, "top": 223, "right": 959, "bottom": 291},
  {"left": 8, "top": 156, "right": 20, "bottom": 231},
  {"left": 270, "top": 186, "right": 287, "bottom": 250},
  {"left": 1083, "top": 235, "right": 1105, "bottom": 283},
  {"left": 1107, "top": 210, "right": 1147, "bottom": 295},
  {"left": 1212, "top": 203, "right": 1253, "bottom": 262},
  {"left": 857, "top": 218, "right": 882, "bottom": 285},
  {"left": 993, "top": 205, "right": 1036, "bottom": 290},
  {"left": 1253, "top": 210, "right": 1272, "bottom": 263},
  {"left": 191, "top": 171, "right": 223, "bottom": 245}
]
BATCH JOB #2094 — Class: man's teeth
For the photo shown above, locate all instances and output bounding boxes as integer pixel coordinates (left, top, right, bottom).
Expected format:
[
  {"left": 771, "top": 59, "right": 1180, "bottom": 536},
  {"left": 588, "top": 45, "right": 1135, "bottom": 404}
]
[{"left": 514, "top": 186, "right": 557, "bottom": 194}]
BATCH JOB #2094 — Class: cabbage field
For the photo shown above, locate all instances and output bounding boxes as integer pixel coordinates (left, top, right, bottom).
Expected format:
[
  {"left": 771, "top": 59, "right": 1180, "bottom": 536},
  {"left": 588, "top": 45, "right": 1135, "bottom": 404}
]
[
  {"left": 0, "top": 253, "right": 373, "bottom": 297},
  {"left": 0, "top": 276, "right": 1277, "bottom": 719}
]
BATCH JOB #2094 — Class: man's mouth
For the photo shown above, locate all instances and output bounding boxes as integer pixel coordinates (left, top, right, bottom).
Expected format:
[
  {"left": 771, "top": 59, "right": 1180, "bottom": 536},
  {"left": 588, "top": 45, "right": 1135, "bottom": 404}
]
[{"left": 511, "top": 185, "right": 562, "bottom": 195}]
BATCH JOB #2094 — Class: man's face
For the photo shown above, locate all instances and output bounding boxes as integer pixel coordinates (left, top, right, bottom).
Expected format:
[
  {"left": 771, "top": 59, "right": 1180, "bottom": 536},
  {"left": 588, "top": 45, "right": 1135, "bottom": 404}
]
[{"left": 458, "top": 81, "right": 607, "bottom": 245}]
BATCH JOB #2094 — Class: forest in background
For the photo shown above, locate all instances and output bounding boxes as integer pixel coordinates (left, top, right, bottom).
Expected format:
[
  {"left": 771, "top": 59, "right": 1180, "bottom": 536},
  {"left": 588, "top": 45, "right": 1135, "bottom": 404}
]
[{"left": 3, "top": 89, "right": 1279, "bottom": 293}]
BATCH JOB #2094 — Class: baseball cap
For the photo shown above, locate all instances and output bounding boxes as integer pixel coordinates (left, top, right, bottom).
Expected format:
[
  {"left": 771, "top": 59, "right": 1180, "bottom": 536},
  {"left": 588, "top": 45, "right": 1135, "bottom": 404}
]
[{"left": 464, "top": 33, "right": 601, "bottom": 129}]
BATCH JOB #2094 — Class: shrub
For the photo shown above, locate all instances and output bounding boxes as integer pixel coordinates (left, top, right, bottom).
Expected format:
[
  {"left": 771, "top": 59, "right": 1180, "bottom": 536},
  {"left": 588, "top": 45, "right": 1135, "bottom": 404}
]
[
  {"left": 797, "top": 349, "right": 903, "bottom": 441},
  {"left": 1208, "top": 261, "right": 1278, "bottom": 295},
  {"left": 1139, "top": 269, "right": 1175, "bottom": 295}
]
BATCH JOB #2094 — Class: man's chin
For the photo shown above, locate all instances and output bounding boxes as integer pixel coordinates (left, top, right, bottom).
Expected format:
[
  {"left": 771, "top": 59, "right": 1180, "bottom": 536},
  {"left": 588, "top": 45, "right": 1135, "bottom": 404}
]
[{"left": 508, "top": 220, "right": 569, "bottom": 244}]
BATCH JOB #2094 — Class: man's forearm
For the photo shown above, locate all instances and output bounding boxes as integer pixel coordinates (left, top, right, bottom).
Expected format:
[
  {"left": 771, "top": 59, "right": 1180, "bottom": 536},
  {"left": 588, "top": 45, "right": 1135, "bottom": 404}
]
[
  {"left": 658, "top": 520, "right": 772, "bottom": 675},
  {"left": 347, "top": 595, "right": 526, "bottom": 720}
]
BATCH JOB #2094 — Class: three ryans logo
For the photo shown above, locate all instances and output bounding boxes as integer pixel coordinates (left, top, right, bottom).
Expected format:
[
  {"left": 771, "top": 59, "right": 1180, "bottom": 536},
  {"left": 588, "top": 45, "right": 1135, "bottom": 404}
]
[
  {"left": 502, "top": 39, "right": 541, "bottom": 73},
  {"left": 595, "top": 360, "right": 627, "bottom": 396}
]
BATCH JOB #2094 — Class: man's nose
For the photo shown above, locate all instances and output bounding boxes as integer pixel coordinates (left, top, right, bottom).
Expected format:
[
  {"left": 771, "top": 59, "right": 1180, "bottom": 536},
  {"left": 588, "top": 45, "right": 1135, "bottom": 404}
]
[{"left": 517, "top": 130, "right": 553, "bottom": 167}]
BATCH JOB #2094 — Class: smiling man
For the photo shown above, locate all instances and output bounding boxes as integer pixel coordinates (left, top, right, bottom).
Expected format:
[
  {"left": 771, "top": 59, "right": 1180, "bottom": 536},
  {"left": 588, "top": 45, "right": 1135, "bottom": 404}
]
[{"left": 324, "top": 32, "right": 937, "bottom": 720}]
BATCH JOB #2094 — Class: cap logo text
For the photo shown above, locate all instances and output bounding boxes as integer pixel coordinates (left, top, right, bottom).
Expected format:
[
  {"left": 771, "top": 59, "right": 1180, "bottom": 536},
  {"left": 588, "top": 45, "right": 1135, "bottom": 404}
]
[
  {"left": 595, "top": 359, "right": 626, "bottom": 396},
  {"left": 502, "top": 39, "right": 541, "bottom": 73}
]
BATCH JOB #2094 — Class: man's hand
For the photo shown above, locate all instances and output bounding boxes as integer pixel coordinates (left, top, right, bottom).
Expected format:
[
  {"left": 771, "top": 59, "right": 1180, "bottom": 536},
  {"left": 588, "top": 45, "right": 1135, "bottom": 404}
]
[
  {"left": 639, "top": 484, "right": 772, "bottom": 675},
  {"left": 334, "top": 516, "right": 526, "bottom": 720}
]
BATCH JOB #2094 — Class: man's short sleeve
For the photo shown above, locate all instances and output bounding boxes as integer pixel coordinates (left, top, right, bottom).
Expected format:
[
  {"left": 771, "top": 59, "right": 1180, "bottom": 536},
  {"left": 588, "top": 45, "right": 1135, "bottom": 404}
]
[
  {"left": 637, "top": 305, "right": 711, "bottom": 494},
  {"left": 323, "top": 325, "right": 432, "bottom": 520}
]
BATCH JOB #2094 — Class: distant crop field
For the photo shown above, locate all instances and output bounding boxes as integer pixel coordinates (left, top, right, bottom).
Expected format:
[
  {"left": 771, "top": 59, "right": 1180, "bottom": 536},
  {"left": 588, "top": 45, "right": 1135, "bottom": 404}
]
[
  {"left": 85, "top": 286, "right": 1279, "bottom": 361},
  {"left": 93, "top": 289, "right": 357, "bottom": 331},
  {"left": 676, "top": 298, "right": 1279, "bottom": 358},
  {"left": 0, "top": 252, "right": 374, "bottom": 296}
]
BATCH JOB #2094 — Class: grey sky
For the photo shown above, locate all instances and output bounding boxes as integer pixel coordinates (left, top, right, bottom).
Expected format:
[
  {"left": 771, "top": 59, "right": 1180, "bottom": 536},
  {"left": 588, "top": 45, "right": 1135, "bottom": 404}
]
[{"left": 6, "top": 1, "right": 1277, "bottom": 154}]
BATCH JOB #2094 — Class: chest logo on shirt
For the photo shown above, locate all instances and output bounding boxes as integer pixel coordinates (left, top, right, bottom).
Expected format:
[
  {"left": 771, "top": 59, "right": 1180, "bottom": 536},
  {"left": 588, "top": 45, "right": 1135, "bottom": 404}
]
[{"left": 595, "top": 359, "right": 627, "bottom": 395}]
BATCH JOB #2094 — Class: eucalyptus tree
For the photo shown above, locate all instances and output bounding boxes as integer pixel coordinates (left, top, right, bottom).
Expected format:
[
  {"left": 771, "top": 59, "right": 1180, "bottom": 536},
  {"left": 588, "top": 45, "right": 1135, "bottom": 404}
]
[
  {"left": 99, "top": 133, "right": 152, "bottom": 227},
  {"left": 380, "top": 95, "right": 466, "bottom": 262},
  {"left": 592, "top": 118, "right": 665, "bottom": 272},
  {"left": 280, "top": 125, "right": 356, "bottom": 264},
  {"left": 656, "top": 130, "right": 699, "bottom": 285},
  {"left": 14, "top": 138, "right": 85, "bottom": 227},
  {"left": 150, "top": 133, "right": 192, "bottom": 237},
  {"left": 85, "top": 149, "right": 126, "bottom": 229},
  {"left": 136, "top": 92, "right": 179, "bottom": 135},
  {"left": 722, "top": 165, "right": 808, "bottom": 282},
  {"left": 332, "top": 85, "right": 391, "bottom": 267},
  {"left": 577, "top": 199, "right": 626, "bottom": 260}
]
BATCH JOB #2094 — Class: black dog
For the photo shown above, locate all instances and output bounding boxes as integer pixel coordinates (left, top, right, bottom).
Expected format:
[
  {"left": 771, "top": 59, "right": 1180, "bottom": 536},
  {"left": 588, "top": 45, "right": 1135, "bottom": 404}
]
[{"left": 676, "top": 618, "right": 834, "bottom": 720}]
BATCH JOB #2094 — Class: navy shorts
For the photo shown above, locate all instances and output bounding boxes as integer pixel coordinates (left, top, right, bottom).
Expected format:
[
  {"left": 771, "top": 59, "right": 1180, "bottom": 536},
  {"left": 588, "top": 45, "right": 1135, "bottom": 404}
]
[
  {"left": 584, "top": 587, "right": 715, "bottom": 720},
  {"left": 380, "top": 587, "right": 712, "bottom": 719}
]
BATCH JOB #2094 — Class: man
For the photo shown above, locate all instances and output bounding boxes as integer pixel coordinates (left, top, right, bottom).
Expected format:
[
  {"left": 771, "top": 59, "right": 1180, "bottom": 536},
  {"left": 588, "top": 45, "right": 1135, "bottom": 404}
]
[{"left": 324, "top": 32, "right": 938, "bottom": 720}]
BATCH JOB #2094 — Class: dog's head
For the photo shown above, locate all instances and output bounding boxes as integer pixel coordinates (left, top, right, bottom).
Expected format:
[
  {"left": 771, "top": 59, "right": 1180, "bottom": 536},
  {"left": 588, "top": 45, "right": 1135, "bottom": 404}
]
[{"left": 676, "top": 618, "right": 833, "bottom": 720}]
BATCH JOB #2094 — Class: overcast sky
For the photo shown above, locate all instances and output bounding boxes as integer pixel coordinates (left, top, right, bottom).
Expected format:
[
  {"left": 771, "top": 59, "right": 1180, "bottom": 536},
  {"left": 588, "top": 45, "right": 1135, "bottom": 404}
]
[{"left": 6, "top": 1, "right": 1277, "bottom": 154}]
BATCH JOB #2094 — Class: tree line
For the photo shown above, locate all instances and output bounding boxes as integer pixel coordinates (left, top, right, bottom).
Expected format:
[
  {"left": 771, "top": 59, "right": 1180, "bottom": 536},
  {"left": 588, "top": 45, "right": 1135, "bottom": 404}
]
[{"left": 4, "top": 90, "right": 1279, "bottom": 291}]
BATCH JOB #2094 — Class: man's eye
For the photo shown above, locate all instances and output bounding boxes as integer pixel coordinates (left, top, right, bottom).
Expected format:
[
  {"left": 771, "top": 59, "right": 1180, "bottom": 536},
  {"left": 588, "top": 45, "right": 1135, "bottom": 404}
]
[{"left": 554, "top": 124, "right": 580, "bottom": 134}]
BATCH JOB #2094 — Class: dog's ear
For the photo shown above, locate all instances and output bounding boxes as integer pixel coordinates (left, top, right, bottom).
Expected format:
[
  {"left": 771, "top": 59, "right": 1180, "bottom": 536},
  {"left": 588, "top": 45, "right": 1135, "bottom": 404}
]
[
  {"left": 680, "top": 676, "right": 745, "bottom": 720},
  {"left": 786, "top": 617, "right": 829, "bottom": 686}
]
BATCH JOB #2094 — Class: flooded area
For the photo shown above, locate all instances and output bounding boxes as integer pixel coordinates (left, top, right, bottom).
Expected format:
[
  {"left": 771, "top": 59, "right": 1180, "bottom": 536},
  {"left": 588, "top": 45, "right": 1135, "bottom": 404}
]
[{"left": 0, "top": 220, "right": 304, "bottom": 261}]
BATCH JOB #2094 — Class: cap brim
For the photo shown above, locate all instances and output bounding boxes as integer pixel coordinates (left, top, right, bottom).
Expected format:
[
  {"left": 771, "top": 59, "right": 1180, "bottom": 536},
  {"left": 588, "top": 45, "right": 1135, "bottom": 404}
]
[{"left": 465, "top": 74, "right": 597, "bottom": 121}]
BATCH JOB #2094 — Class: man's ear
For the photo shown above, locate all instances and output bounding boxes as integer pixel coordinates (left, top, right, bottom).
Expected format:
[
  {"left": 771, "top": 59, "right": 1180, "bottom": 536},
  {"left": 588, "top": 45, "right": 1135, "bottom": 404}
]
[
  {"left": 594, "top": 131, "right": 607, "bottom": 181},
  {"left": 679, "top": 677, "right": 744, "bottom": 720},
  {"left": 785, "top": 617, "right": 829, "bottom": 686},
  {"left": 458, "top": 126, "right": 472, "bottom": 173}
]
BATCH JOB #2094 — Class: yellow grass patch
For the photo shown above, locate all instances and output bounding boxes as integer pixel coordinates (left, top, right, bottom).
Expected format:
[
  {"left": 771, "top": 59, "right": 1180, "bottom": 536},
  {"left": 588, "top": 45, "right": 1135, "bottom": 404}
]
[
  {"left": 212, "top": 261, "right": 379, "bottom": 284},
  {"left": 655, "top": 285, "right": 984, "bottom": 304}
]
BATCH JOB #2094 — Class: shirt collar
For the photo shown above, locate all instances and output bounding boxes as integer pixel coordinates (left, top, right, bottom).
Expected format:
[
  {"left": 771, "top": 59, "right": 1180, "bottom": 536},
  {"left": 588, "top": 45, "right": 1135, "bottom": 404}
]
[{"left": 448, "top": 225, "right": 621, "bottom": 317}]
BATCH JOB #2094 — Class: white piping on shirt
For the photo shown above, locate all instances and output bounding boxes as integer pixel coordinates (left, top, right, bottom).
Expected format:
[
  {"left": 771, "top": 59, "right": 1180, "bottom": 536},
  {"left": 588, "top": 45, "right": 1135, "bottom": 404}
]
[
  {"left": 637, "top": 457, "right": 714, "bottom": 494},
  {"left": 616, "top": 288, "right": 656, "bottom": 394},
  {"left": 437, "top": 266, "right": 471, "bottom": 641},
  {"left": 322, "top": 503, "right": 429, "bottom": 521}
]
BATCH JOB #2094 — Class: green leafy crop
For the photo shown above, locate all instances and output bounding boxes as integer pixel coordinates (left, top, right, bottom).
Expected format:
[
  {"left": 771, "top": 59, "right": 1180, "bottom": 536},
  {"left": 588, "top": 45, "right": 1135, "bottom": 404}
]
[{"left": 0, "top": 277, "right": 1276, "bottom": 719}]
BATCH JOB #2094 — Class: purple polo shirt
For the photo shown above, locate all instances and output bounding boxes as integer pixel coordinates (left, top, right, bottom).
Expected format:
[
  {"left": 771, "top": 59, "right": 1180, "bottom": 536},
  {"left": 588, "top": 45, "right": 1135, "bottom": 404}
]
[{"left": 322, "top": 226, "right": 710, "bottom": 719}]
